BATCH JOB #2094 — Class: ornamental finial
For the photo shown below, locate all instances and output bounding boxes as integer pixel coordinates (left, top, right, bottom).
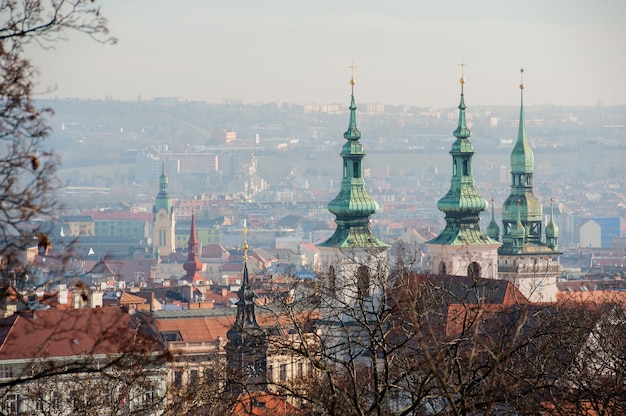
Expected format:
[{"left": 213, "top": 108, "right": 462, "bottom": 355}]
[
  {"left": 520, "top": 68, "right": 525, "bottom": 90},
  {"left": 459, "top": 59, "right": 467, "bottom": 85},
  {"left": 349, "top": 62, "right": 357, "bottom": 86},
  {"left": 243, "top": 220, "right": 248, "bottom": 263}
]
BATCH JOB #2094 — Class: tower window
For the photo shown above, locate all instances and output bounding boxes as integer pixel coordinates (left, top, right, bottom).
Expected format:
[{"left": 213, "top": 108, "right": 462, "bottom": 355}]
[
  {"left": 328, "top": 265, "right": 337, "bottom": 291},
  {"left": 357, "top": 265, "right": 370, "bottom": 298},
  {"left": 468, "top": 262, "right": 481, "bottom": 280},
  {"left": 353, "top": 161, "right": 360, "bottom": 178}
]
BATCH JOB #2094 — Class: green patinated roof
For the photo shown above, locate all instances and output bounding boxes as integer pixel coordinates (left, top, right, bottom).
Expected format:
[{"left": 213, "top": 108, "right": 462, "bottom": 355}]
[
  {"left": 428, "top": 223, "right": 499, "bottom": 246},
  {"left": 153, "top": 163, "right": 173, "bottom": 214},
  {"left": 327, "top": 181, "right": 379, "bottom": 218},
  {"left": 502, "top": 193, "right": 542, "bottom": 222},
  {"left": 501, "top": 242, "right": 561, "bottom": 256},
  {"left": 545, "top": 200, "right": 559, "bottom": 238},
  {"left": 318, "top": 222, "right": 388, "bottom": 248},
  {"left": 486, "top": 202, "right": 500, "bottom": 240},
  {"left": 318, "top": 83, "right": 388, "bottom": 249},
  {"left": 427, "top": 85, "right": 496, "bottom": 247},
  {"left": 510, "top": 85, "right": 534, "bottom": 174}
]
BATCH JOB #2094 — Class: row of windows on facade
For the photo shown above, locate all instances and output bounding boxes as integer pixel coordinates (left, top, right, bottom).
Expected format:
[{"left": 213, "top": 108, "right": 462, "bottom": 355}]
[{"left": 3, "top": 387, "right": 157, "bottom": 416}]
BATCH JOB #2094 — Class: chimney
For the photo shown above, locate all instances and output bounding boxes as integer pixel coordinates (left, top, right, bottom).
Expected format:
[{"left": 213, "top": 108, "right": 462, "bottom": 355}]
[{"left": 221, "top": 287, "right": 228, "bottom": 298}]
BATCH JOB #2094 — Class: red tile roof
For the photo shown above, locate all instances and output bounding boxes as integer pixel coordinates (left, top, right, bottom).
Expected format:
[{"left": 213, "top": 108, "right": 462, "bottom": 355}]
[
  {"left": 231, "top": 391, "right": 302, "bottom": 416},
  {"left": 0, "top": 308, "right": 162, "bottom": 360}
]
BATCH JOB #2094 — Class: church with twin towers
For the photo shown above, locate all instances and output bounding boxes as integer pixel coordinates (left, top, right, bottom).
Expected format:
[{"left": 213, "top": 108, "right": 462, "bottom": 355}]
[{"left": 316, "top": 64, "right": 561, "bottom": 303}]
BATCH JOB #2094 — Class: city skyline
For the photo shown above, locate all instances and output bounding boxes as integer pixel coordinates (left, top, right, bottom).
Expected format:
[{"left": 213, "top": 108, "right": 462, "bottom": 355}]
[{"left": 29, "top": 0, "right": 626, "bottom": 108}]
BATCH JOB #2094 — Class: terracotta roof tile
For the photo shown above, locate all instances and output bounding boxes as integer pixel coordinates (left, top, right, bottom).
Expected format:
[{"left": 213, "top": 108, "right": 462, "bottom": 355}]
[{"left": 0, "top": 308, "right": 162, "bottom": 360}]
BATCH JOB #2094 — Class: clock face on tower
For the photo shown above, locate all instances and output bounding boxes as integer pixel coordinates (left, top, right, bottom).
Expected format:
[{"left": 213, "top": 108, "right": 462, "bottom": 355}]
[{"left": 159, "top": 212, "right": 165, "bottom": 220}]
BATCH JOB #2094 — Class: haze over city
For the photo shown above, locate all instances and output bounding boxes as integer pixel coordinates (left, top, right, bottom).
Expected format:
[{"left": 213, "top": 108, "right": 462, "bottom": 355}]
[{"left": 30, "top": 0, "right": 626, "bottom": 108}]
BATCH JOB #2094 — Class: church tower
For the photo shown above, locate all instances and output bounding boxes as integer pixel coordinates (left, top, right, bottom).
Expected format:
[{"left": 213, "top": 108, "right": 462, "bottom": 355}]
[
  {"left": 316, "top": 67, "right": 389, "bottom": 304},
  {"left": 152, "top": 163, "right": 176, "bottom": 257},
  {"left": 226, "top": 226, "right": 267, "bottom": 393},
  {"left": 426, "top": 66, "right": 500, "bottom": 279},
  {"left": 183, "top": 212, "right": 207, "bottom": 284},
  {"left": 496, "top": 70, "right": 561, "bottom": 302}
]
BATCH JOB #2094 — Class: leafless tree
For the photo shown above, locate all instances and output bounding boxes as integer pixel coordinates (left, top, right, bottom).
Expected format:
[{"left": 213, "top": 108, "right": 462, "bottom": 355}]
[
  {"left": 252, "top": 254, "right": 626, "bottom": 416},
  {"left": 0, "top": 0, "right": 115, "bottom": 289}
]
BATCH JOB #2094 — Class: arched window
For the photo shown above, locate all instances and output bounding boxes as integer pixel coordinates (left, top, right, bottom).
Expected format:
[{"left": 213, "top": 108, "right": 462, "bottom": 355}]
[
  {"left": 353, "top": 161, "right": 360, "bottom": 178},
  {"left": 463, "top": 159, "right": 468, "bottom": 175},
  {"left": 328, "top": 265, "right": 337, "bottom": 291},
  {"left": 357, "top": 265, "right": 370, "bottom": 298},
  {"left": 468, "top": 262, "right": 481, "bottom": 280}
]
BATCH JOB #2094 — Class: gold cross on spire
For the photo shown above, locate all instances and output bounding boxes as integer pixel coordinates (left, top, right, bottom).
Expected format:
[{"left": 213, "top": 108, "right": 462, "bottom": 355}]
[
  {"left": 520, "top": 68, "right": 525, "bottom": 90},
  {"left": 243, "top": 220, "right": 248, "bottom": 263},
  {"left": 458, "top": 59, "right": 466, "bottom": 85},
  {"left": 349, "top": 62, "right": 357, "bottom": 86}
]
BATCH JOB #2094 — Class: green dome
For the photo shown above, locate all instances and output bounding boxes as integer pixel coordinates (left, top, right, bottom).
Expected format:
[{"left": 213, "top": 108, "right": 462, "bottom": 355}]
[
  {"left": 437, "top": 188, "right": 488, "bottom": 214},
  {"left": 327, "top": 186, "right": 379, "bottom": 218},
  {"left": 502, "top": 194, "right": 542, "bottom": 222}
]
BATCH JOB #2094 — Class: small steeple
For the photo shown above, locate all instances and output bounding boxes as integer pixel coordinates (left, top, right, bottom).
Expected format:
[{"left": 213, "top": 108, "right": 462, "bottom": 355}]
[
  {"left": 545, "top": 198, "right": 559, "bottom": 250},
  {"left": 183, "top": 211, "right": 206, "bottom": 283},
  {"left": 344, "top": 63, "right": 361, "bottom": 141},
  {"left": 511, "top": 68, "right": 534, "bottom": 175},
  {"left": 453, "top": 60, "right": 471, "bottom": 140},
  {"left": 226, "top": 221, "right": 268, "bottom": 393},
  {"left": 486, "top": 198, "right": 500, "bottom": 241},
  {"left": 233, "top": 222, "right": 259, "bottom": 328},
  {"left": 153, "top": 162, "right": 173, "bottom": 215}
]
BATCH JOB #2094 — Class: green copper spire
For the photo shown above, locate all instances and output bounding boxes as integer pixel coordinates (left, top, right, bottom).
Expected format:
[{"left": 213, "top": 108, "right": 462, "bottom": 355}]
[
  {"left": 486, "top": 198, "right": 500, "bottom": 241},
  {"left": 427, "top": 74, "right": 497, "bottom": 247},
  {"left": 318, "top": 70, "right": 387, "bottom": 249},
  {"left": 511, "top": 69, "right": 534, "bottom": 174},
  {"left": 153, "top": 162, "right": 173, "bottom": 215},
  {"left": 545, "top": 198, "right": 559, "bottom": 250},
  {"left": 500, "top": 70, "right": 543, "bottom": 252}
]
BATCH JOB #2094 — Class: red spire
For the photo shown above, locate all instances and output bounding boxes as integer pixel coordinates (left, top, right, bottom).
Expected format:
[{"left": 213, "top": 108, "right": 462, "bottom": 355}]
[{"left": 183, "top": 212, "right": 206, "bottom": 283}]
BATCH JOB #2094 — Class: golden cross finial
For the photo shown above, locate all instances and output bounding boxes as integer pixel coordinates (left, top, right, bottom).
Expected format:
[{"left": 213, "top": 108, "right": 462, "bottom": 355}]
[
  {"left": 458, "top": 59, "right": 466, "bottom": 85},
  {"left": 520, "top": 68, "right": 525, "bottom": 90},
  {"left": 349, "top": 62, "right": 357, "bottom": 86},
  {"left": 243, "top": 220, "right": 248, "bottom": 263}
]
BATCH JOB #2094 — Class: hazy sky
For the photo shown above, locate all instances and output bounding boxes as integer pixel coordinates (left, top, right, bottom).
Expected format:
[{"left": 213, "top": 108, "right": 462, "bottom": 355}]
[{"left": 30, "top": 0, "right": 626, "bottom": 108}]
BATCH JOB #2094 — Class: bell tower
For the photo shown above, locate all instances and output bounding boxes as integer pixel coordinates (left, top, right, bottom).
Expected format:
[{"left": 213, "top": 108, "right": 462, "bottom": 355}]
[
  {"left": 316, "top": 66, "right": 389, "bottom": 306},
  {"left": 495, "top": 70, "right": 561, "bottom": 302},
  {"left": 426, "top": 63, "right": 500, "bottom": 279},
  {"left": 152, "top": 163, "right": 176, "bottom": 257}
]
